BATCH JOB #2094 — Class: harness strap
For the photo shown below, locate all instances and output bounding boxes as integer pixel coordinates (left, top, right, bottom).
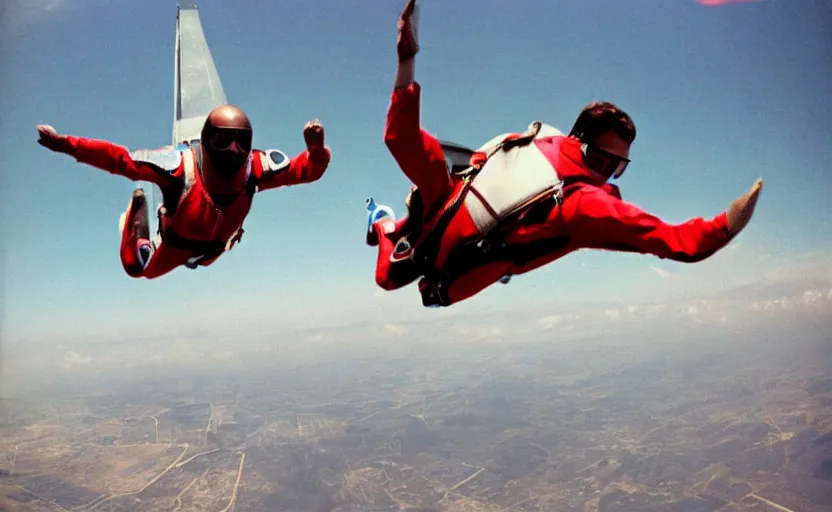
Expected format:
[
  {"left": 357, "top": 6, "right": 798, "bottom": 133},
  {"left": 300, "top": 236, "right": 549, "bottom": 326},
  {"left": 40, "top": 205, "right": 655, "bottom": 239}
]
[
  {"left": 158, "top": 147, "right": 231, "bottom": 257},
  {"left": 420, "top": 192, "right": 565, "bottom": 307},
  {"left": 430, "top": 180, "right": 597, "bottom": 305},
  {"left": 438, "top": 201, "right": 569, "bottom": 282},
  {"left": 184, "top": 145, "right": 197, "bottom": 191},
  {"left": 414, "top": 122, "right": 551, "bottom": 300}
]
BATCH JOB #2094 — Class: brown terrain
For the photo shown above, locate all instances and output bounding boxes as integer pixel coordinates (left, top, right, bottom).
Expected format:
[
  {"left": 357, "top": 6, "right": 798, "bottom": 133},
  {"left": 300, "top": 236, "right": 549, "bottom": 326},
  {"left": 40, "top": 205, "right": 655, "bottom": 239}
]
[{"left": 1, "top": 301, "right": 830, "bottom": 511}]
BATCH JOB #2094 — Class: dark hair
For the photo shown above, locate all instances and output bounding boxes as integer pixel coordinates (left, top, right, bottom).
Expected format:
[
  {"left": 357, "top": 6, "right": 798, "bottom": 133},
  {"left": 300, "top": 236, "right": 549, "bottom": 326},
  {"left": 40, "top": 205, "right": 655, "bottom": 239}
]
[{"left": 569, "top": 101, "right": 636, "bottom": 145}]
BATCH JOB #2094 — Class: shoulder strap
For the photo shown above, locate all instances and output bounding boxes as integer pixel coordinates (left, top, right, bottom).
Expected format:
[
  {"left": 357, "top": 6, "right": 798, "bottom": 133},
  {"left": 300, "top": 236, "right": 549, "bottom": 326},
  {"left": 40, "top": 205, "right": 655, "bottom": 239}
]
[
  {"left": 192, "top": 142, "right": 203, "bottom": 174},
  {"left": 182, "top": 146, "right": 196, "bottom": 192},
  {"left": 414, "top": 121, "right": 547, "bottom": 276},
  {"left": 158, "top": 147, "right": 194, "bottom": 218}
]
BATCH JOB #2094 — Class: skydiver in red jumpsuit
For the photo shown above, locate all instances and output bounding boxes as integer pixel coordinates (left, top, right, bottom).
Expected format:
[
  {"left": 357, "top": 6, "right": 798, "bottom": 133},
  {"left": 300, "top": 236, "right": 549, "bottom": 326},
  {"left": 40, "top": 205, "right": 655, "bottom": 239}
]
[
  {"left": 368, "top": 0, "right": 763, "bottom": 308},
  {"left": 37, "top": 105, "right": 331, "bottom": 278}
]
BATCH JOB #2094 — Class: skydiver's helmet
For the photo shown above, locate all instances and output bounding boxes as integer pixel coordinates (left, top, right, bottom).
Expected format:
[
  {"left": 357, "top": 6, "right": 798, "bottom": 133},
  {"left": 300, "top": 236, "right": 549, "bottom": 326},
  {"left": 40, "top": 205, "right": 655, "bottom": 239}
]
[{"left": 200, "top": 104, "right": 253, "bottom": 197}]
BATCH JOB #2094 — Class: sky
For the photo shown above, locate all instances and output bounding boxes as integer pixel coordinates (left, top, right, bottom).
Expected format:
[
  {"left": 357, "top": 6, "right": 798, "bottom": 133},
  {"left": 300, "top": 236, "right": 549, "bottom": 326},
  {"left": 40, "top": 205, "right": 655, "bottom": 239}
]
[{"left": 1, "top": 0, "right": 831, "bottom": 344}]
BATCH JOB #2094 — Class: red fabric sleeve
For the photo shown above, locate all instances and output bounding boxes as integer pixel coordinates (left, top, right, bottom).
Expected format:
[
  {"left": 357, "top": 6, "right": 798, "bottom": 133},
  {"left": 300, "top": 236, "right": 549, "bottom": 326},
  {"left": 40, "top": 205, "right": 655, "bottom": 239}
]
[
  {"left": 64, "top": 136, "right": 179, "bottom": 187},
  {"left": 383, "top": 82, "right": 453, "bottom": 217},
  {"left": 257, "top": 147, "right": 331, "bottom": 191},
  {"left": 565, "top": 186, "right": 732, "bottom": 263}
]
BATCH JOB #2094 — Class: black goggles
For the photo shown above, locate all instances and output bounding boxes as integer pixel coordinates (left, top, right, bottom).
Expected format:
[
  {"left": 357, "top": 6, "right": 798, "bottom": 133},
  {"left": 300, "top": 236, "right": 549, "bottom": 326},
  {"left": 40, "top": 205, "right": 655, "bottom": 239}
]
[
  {"left": 581, "top": 143, "right": 630, "bottom": 180},
  {"left": 208, "top": 128, "right": 252, "bottom": 154}
]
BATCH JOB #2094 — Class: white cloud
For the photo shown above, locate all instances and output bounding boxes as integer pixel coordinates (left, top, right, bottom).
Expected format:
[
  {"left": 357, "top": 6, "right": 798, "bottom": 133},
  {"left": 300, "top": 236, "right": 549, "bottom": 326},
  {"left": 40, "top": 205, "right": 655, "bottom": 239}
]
[
  {"left": 61, "top": 351, "right": 93, "bottom": 369},
  {"left": 448, "top": 323, "right": 504, "bottom": 342},
  {"left": 3, "top": 0, "right": 75, "bottom": 33},
  {"left": 800, "top": 289, "right": 826, "bottom": 305},
  {"left": 529, "top": 282, "right": 830, "bottom": 335},
  {"left": 750, "top": 286, "right": 832, "bottom": 313},
  {"left": 649, "top": 266, "right": 681, "bottom": 280},
  {"left": 4, "top": 0, "right": 116, "bottom": 39},
  {"left": 382, "top": 324, "right": 408, "bottom": 336},
  {"left": 685, "top": 306, "right": 702, "bottom": 324},
  {"left": 537, "top": 315, "right": 564, "bottom": 331},
  {"left": 762, "top": 254, "right": 832, "bottom": 282}
]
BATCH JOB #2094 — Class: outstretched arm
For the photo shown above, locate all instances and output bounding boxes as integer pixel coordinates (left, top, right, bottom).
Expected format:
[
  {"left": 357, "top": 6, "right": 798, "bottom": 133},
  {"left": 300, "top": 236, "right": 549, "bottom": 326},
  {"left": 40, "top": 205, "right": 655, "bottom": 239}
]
[
  {"left": 394, "top": 0, "right": 418, "bottom": 90},
  {"left": 383, "top": 0, "right": 453, "bottom": 213},
  {"left": 567, "top": 187, "right": 731, "bottom": 263},
  {"left": 257, "top": 119, "right": 331, "bottom": 191},
  {"left": 386, "top": 0, "right": 422, "bottom": 150},
  {"left": 36, "top": 124, "right": 178, "bottom": 188},
  {"left": 565, "top": 180, "right": 761, "bottom": 263}
]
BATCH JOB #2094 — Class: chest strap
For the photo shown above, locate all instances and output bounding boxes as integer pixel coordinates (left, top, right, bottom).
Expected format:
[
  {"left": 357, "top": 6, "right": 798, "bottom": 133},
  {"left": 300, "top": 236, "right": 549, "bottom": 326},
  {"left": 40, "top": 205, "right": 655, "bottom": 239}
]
[
  {"left": 415, "top": 122, "right": 564, "bottom": 306},
  {"left": 419, "top": 193, "right": 566, "bottom": 307},
  {"left": 157, "top": 147, "right": 233, "bottom": 257}
]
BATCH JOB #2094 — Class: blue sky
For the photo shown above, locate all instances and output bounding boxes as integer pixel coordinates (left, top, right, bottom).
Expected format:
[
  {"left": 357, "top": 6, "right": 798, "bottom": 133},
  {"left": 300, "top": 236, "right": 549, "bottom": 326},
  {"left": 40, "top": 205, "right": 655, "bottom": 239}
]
[{"left": 1, "top": 0, "right": 830, "bottom": 344}]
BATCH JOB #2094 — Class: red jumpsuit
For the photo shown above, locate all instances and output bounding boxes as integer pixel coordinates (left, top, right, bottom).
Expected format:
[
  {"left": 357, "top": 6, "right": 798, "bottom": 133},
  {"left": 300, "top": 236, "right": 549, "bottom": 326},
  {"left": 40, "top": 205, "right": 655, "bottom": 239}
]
[
  {"left": 374, "top": 82, "right": 733, "bottom": 306},
  {"left": 63, "top": 136, "right": 330, "bottom": 278}
]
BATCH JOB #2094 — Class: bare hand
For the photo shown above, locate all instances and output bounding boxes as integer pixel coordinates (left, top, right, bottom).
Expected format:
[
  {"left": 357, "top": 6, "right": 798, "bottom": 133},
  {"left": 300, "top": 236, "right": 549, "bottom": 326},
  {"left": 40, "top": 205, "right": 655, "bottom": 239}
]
[
  {"left": 726, "top": 178, "right": 763, "bottom": 237},
  {"left": 303, "top": 119, "right": 325, "bottom": 150},
  {"left": 397, "top": 0, "right": 419, "bottom": 61},
  {"left": 36, "top": 124, "right": 71, "bottom": 153}
]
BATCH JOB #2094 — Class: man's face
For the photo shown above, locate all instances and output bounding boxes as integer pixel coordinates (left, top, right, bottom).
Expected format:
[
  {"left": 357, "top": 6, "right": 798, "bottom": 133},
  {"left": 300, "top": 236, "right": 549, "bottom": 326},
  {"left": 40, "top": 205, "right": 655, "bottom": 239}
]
[{"left": 582, "top": 130, "right": 631, "bottom": 180}]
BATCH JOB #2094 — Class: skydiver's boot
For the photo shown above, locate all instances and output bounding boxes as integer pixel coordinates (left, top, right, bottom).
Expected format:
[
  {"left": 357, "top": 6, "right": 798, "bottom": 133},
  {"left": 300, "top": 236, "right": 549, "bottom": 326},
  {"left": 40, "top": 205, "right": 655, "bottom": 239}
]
[
  {"left": 366, "top": 186, "right": 425, "bottom": 247},
  {"left": 366, "top": 197, "right": 396, "bottom": 246},
  {"left": 385, "top": 235, "right": 420, "bottom": 287},
  {"left": 119, "top": 188, "right": 152, "bottom": 278},
  {"left": 390, "top": 237, "right": 413, "bottom": 262}
]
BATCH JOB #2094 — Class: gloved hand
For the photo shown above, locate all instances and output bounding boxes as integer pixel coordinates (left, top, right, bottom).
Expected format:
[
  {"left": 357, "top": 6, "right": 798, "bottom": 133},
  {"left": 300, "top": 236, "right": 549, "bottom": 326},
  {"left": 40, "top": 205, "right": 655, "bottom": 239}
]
[
  {"left": 726, "top": 178, "right": 763, "bottom": 237},
  {"left": 226, "top": 227, "right": 244, "bottom": 251},
  {"left": 36, "top": 124, "right": 72, "bottom": 154},
  {"left": 303, "top": 119, "right": 325, "bottom": 151},
  {"left": 397, "top": 0, "right": 419, "bottom": 61}
]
